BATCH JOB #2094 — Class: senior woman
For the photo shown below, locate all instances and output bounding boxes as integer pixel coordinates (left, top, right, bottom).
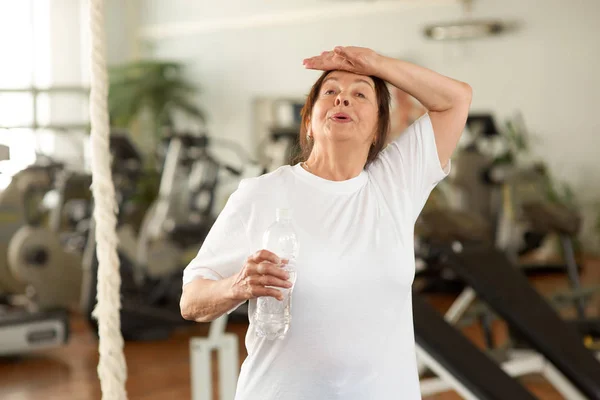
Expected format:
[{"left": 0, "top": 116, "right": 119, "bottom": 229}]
[{"left": 180, "top": 46, "right": 472, "bottom": 399}]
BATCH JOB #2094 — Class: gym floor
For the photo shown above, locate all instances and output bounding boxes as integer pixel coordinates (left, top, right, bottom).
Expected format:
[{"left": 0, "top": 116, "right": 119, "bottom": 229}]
[{"left": 1, "top": 257, "right": 598, "bottom": 400}]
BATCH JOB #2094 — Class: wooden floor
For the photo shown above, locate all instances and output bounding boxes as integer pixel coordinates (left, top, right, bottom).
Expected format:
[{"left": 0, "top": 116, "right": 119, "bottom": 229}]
[{"left": 1, "top": 257, "right": 599, "bottom": 400}]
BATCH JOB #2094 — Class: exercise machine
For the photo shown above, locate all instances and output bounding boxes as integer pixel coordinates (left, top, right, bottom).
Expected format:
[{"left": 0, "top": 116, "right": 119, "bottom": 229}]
[
  {"left": 420, "top": 113, "right": 600, "bottom": 320},
  {"left": 260, "top": 125, "right": 300, "bottom": 171},
  {"left": 522, "top": 200, "right": 600, "bottom": 344},
  {"left": 0, "top": 161, "right": 65, "bottom": 298},
  {"left": 492, "top": 161, "right": 600, "bottom": 344},
  {"left": 413, "top": 293, "right": 537, "bottom": 400},
  {"left": 5, "top": 135, "right": 142, "bottom": 312},
  {"left": 0, "top": 157, "right": 74, "bottom": 355},
  {"left": 136, "top": 132, "right": 261, "bottom": 280},
  {"left": 7, "top": 161, "right": 87, "bottom": 311},
  {"left": 440, "top": 113, "right": 581, "bottom": 270},
  {"left": 80, "top": 132, "right": 187, "bottom": 341},
  {"left": 81, "top": 131, "right": 264, "bottom": 341},
  {"left": 415, "top": 210, "right": 600, "bottom": 399},
  {"left": 0, "top": 134, "right": 144, "bottom": 354}
]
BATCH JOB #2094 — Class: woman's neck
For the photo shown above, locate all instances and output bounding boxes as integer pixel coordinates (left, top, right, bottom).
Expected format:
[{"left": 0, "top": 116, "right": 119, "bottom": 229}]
[{"left": 303, "top": 143, "right": 368, "bottom": 181}]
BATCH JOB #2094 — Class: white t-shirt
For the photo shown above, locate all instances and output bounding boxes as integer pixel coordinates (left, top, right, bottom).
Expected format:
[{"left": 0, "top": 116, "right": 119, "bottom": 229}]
[{"left": 183, "top": 113, "right": 450, "bottom": 400}]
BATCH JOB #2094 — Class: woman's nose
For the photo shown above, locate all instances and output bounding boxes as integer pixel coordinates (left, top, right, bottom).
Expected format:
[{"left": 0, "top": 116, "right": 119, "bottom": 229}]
[{"left": 335, "top": 95, "right": 350, "bottom": 107}]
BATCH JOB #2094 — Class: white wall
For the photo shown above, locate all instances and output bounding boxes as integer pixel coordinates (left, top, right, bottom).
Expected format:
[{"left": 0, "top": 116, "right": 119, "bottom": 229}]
[
  {"left": 134, "top": 0, "right": 600, "bottom": 250},
  {"left": 105, "top": 0, "right": 141, "bottom": 65}
]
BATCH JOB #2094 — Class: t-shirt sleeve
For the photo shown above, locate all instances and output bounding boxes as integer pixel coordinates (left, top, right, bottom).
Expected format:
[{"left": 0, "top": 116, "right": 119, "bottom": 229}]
[
  {"left": 182, "top": 185, "right": 253, "bottom": 288},
  {"left": 369, "top": 113, "right": 451, "bottom": 223}
]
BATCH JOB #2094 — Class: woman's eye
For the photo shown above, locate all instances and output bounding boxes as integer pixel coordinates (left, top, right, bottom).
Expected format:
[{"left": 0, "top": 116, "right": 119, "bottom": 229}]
[
  {"left": 356, "top": 92, "right": 366, "bottom": 98},
  {"left": 324, "top": 89, "right": 335, "bottom": 95}
]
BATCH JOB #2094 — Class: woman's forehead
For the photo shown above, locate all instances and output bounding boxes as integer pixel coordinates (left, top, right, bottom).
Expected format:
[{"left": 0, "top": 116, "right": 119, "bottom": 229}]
[{"left": 324, "top": 71, "right": 375, "bottom": 89}]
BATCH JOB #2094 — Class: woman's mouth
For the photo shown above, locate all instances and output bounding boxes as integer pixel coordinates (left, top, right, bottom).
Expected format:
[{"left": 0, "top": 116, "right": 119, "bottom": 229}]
[{"left": 331, "top": 113, "right": 352, "bottom": 123}]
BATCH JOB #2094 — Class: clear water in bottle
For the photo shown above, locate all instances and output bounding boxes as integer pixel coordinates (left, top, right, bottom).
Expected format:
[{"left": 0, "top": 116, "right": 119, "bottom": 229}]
[{"left": 253, "top": 208, "right": 298, "bottom": 340}]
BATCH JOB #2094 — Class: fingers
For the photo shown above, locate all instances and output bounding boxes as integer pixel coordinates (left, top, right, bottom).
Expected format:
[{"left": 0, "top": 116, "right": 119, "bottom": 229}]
[
  {"left": 247, "top": 249, "right": 289, "bottom": 279},
  {"left": 308, "top": 47, "right": 343, "bottom": 58},
  {"left": 249, "top": 249, "right": 281, "bottom": 265},
  {"left": 241, "top": 276, "right": 287, "bottom": 301},
  {"left": 237, "top": 249, "right": 294, "bottom": 301},
  {"left": 304, "top": 49, "right": 334, "bottom": 68},
  {"left": 303, "top": 48, "right": 350, "bottom": 71},
  {"left": 333, "top": 46, "right": 345, "bottom": 55},
  {"left": 256, "top": 262, "right": 290, "bottom": 280},
  {"left": 252, "top": 286, "right": 285, "bottom": 301},
  {"left": 305, "top": 47, "right": 345, "bottom": 59},
  {"left": 303, "top": 58, "right": 335, "bottom": 71},
  {"left": 303, "top": 56, "right": 322, "bottom": 69},
  {"left": 249, "top": 275, "right": 292, "bottom": 290}
]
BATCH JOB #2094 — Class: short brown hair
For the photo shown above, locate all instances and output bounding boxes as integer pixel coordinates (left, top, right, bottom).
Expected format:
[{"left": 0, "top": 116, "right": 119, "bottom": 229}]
[{"left": 295, "top": 70, "right": 391, "bottom": 166}]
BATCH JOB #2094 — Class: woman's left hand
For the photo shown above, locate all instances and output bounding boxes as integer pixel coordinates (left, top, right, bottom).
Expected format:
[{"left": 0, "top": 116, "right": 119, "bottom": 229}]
[{"left": 303, "top": 46, "right": 382, "bottom": 77}]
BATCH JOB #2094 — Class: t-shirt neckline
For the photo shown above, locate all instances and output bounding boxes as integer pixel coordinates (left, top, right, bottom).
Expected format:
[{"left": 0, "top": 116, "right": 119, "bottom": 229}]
[{"left": 291, "top": 163, "right": 368, "bottom": 194}]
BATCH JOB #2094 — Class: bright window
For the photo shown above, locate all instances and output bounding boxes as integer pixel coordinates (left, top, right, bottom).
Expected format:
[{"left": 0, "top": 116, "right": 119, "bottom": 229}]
[{"left": 0, "top": 0, "right": 89, "bottom": 189}]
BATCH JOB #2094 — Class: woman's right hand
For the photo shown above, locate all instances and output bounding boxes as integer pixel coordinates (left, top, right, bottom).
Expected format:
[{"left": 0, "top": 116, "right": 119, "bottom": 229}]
[{"left": 227, "top": 249, "right": 292, "bottom": 302}]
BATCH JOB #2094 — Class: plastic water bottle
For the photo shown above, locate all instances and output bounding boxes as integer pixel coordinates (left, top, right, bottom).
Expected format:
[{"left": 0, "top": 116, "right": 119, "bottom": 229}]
[{"left": 253, "top": 208, "right": 298, "bottom": 340}]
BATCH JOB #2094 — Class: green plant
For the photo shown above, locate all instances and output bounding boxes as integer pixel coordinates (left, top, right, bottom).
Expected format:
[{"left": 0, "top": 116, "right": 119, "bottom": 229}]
[
  {"left": 108, "top": 60, "right": 206, "bottom": 208},
  {"left": 491, "top": 115, "right": 537, "bottom": 167},
  {"left": 497, "top": 115, "right": 578, "bottom": 209},
  {"left": 108, "top": 60, "right": 206, "bottom": 157},
  {"left": 541, "top": 169, "right": 578, "bottom": 209},
  {"left": 504, "top": 117, "right": 532, "bottom": 155}
]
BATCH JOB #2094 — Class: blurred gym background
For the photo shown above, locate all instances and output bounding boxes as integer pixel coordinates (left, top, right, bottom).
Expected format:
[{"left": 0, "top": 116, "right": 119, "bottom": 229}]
[{"left": 0, "top": 0, "right": 599, "bottom": 399}]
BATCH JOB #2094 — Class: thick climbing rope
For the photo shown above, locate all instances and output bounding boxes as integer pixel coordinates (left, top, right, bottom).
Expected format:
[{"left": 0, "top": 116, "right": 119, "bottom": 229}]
[{"left": 88, "top": 0, "right": 128, "bottom": 399}]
